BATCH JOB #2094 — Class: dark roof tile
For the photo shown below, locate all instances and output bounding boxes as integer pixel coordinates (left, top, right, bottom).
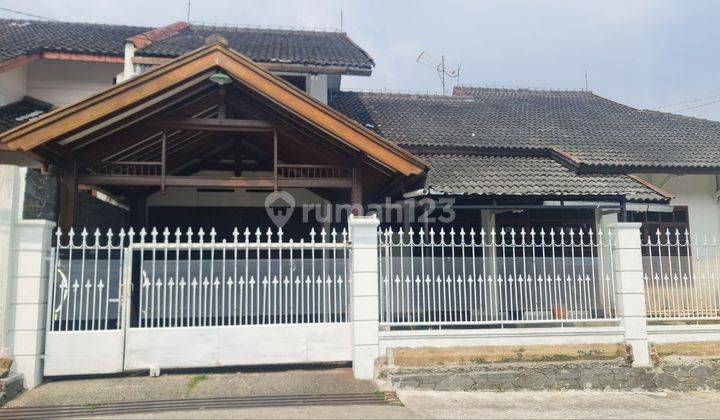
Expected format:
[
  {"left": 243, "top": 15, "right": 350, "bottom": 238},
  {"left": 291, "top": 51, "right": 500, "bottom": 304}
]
[
  {"left": 0, "top": 19, "right": 373, "bottom": 70},
  {"left": 0, "top": 96, "right": 53, "bottom": 132},
  {"left": 330, "top": 88, "right": 720, "bottom": 169},
  {"left": 421, "top": 154, "right": 666, "bottom": 201},
  {"left": 0, "top": 19, "right": 149, "bottom": 63},
  {"left": 136, "top": 25, "right": 374, "bottom": 69}
]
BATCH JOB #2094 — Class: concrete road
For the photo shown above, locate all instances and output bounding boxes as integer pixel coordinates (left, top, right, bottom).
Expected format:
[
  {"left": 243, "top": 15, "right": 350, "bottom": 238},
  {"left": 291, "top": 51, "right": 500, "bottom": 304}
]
[
  {"left": 98, "top": 390, "right": 720, "bottom": 419},
  {"left": 398, "top": 389, "right": 720, "bottom": 419}
]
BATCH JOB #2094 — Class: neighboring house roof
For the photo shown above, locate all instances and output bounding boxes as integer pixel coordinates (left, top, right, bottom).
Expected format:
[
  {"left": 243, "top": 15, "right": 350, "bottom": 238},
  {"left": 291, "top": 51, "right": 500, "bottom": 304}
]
[
  {"left": 0, "top": 19, "right": 149, "bottom": 64},
  {"left": 330, "top": 89, "right": 720, "bottom": 171},
  {"left": 0, "top": 96, "right": 53, "bottom": 132},
  {"left": 136, "top": 25, "right": 374, "bottom": 70},
  {"left": 0, "top": 19, "right": 373, "bottom": 71},
  {"left": 421, "top": 154, "right": 667, "bottom": 201}
]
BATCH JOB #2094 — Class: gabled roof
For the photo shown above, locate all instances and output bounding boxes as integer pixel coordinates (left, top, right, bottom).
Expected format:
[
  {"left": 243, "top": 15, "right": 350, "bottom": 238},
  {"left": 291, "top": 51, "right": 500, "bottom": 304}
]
[
  {"left": 0, "top": 43, "right": 425, "bottom": 176},
  {"left": 136, "top": 25, "right": 374, "bottom": 71},
  {"left": 0, "top": 19, "right": 149, "bottom": 64},
  {"left": 330, "top": 88, "right": 720, "bottom": 171},
  {"left": 421, "top": 154, "right": 668, "bottom": 202},
  {"left": 0, "top": 96, "right": 53, "bottom": 132}
]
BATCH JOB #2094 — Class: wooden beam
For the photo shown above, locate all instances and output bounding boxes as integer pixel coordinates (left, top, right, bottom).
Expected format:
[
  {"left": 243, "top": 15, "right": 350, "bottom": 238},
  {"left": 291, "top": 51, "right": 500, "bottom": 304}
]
[
  {"left": 58, "top": 163, "right": 78, "bottom": 232},
  {"left": 77, "top": 174, "right": 353, "bottom": 189},
  {"left": 149, "top": 117, "right": 275, "bottom": 132}
]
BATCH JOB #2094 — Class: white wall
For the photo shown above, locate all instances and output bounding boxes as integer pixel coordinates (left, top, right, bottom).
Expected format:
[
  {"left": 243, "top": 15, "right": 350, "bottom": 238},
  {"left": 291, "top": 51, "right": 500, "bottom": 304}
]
[
  {"left": 26, "top": 59, "right": 121, "bottom": 107},
  {"left": 147, "top": 171, "right": 327, "bottom": 208},
  {"left": 637, "top": 174, "right": 720, "bottom": 239},
  {"left": 148, "top": 186, "right": 326, "bottom": 208},
  {"left": 0, "top": 165, "right": 24, "bottom": 355},
  {"left": 0, "top": 65, "right": 28, "bottom": 106},
  {"left": 308, "top": 74, "right": 328, "bottom": 104}
]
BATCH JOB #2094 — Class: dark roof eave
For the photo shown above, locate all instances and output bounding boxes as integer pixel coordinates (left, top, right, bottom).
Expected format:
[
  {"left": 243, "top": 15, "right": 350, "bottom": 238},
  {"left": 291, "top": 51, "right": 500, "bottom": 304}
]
[
  {"left": 577, "top": 163, "right": 720, "bottom": 175},
  {"left": 423, "top": 191, "right": 670, "bottom": 204},
  {"left": 134, "top": 53, "right": 373, "bottom": 75}
]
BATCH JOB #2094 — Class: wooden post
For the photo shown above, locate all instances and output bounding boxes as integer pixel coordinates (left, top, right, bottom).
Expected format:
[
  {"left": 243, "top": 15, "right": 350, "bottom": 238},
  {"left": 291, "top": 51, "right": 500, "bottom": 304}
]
[
  {"left": 273, "top": 130, "right": 278, "bottom": 192},
  {"left": 351, "top": 167, "right": 363, "bottom": 216},
  {"left": 234, "top": 140, "right": 243, "bottom": 177},
  {"left": 160, "top": 131, "right": 167, "bottom": 193},
  {"left": 58, "top": 162, "right": 77, "bottom": 233}
]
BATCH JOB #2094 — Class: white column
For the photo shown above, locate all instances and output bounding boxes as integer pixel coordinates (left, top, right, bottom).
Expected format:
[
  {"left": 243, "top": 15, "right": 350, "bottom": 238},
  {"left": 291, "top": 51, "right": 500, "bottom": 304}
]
[
  {"left": 349, "top": 214, "right": 380, "bottom": 380},
  {"left": 10, "top": 220, "right": 55, "bottom": 389},
  {"left": 609, "top": 222, "right": 651, "bottom": 367},
  {"left": 0, "top": 165, "right": 23, "bottom": 356}
]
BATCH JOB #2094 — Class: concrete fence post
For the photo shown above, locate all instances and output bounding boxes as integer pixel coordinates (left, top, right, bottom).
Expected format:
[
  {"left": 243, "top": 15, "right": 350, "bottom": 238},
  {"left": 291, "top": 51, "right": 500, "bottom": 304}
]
[
  {"left": 348, "top": 214, "right": 380, "bottom": 380},
  {"left": 609, "top": 222, "right": 651, "bottom": 367},
  {"left": 10, "top": 220, "right": 55, "bottom": 388}
]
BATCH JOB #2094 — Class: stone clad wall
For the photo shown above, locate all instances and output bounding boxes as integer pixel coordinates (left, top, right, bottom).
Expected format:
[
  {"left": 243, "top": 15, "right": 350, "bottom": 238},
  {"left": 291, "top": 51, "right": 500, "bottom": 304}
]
[
  {"left": 22, "top": 169, "right": 58, "bottom": 221},
  {"left": 22, "top": 169, "right": 129, "bottom": 231},
  {"left": 386, "top": 359, "right": 720, "bottom": 392}
]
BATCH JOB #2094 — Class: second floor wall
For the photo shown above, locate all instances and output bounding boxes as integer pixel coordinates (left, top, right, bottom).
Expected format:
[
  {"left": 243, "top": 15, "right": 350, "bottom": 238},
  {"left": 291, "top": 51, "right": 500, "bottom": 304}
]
[
  {"left": 0, "top": 58, "right": 338, "bottom": 109},
  {"left": 0, "top": 59, "right": 123, "bottom": 107}
]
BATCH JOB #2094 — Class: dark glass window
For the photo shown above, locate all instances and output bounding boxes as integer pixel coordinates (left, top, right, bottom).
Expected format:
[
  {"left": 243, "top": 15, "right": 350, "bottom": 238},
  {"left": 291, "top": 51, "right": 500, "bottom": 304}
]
[
  {"left": 279, "top": 75, "right": 307, "bottom": 92},
  {"left": 628, "top": 206, "right": 690, "bottom": 256}
]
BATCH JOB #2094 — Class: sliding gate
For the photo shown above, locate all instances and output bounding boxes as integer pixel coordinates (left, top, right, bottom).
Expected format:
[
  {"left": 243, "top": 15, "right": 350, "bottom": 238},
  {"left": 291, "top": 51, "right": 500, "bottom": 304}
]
[{"left": 45, "top": 227, "right": 352, "bottom": 376}]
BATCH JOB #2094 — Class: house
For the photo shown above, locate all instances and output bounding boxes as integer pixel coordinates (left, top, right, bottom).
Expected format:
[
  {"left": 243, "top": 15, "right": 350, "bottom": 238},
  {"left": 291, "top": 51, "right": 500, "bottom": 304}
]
[{"left": 0, "top": 18, "right": 717, "bottom": 389}]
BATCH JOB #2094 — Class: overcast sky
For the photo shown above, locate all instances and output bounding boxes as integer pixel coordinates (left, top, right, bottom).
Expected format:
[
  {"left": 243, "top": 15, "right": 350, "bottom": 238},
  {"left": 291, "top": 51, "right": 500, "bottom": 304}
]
[{"left": 2, "top": 0, "right": 720, "bottom": 120}]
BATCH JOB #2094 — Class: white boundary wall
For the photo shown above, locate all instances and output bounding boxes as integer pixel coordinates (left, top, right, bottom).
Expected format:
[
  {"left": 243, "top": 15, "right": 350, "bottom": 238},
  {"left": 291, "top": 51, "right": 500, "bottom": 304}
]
[
  {"left": 125, "top": 324, "right": 351, "bottom": 370},
  {"left": 379, "top": 327, "right": 625, "bottom": 354},
  {"left": 647, "top": 324, "right": 720, "bottom": 344}
]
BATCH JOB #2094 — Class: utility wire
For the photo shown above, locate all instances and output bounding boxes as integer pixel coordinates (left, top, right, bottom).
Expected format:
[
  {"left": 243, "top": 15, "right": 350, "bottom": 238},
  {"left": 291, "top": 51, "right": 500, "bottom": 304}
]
[
  {"left": 674, "top": 98, "right": 720, "bottom": 113},
  {"left": 655, "top": 93, "right": 720, "bottom": 110},
  {"left": 0, "top": 6, "right": 61, "bottom": 22}
]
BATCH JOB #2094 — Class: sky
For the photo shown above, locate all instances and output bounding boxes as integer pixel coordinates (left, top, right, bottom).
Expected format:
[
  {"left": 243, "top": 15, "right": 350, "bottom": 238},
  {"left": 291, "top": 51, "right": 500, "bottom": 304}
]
[{"left": 3, "top": 0, "right": 720, "bottom": 120}]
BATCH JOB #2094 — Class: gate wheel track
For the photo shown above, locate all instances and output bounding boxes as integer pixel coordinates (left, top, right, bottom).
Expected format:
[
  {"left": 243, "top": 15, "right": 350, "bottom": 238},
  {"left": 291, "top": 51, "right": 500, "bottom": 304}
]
[{"left": 0, "top": 392, "right": 400, "bottom": 419}]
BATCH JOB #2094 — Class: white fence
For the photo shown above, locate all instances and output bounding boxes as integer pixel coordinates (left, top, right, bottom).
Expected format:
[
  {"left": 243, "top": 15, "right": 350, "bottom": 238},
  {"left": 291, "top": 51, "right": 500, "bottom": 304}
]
[
  {"left": 48, "top": 227, "right": 350, "bottom": 332},
  {"left": 48, "top": 228, "right": 126, "bottom": 332},
  {"left": 643, "top": 229, "right": 720, "bottom": 321},
  {"left": 378, "top": 227, "right": 618, "bottom": 327}
]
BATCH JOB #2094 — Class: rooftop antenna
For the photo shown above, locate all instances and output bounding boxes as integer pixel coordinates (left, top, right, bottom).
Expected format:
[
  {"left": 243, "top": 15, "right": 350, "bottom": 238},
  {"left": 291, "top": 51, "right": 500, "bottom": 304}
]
[
  {"left": 585, "top": 70, "right": 589, "bottom": 91},
  {"left": 416, "top": 51, "right": 461, "bottom": 95},
  {"left": 340, "top": 9, "right": 343, "bottom": 32},
  {"left": 186, "top": 0, "right": 191, "bottom": 22}
]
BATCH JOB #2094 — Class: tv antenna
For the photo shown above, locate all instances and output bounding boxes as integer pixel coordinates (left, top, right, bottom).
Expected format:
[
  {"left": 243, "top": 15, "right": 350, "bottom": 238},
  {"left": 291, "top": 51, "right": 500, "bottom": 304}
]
[
  {"left": 186, "top": 0, "right": 191, "bottom": 22},
  {"left": 416, "top": 51, "right": 461, "bottom": 95}
]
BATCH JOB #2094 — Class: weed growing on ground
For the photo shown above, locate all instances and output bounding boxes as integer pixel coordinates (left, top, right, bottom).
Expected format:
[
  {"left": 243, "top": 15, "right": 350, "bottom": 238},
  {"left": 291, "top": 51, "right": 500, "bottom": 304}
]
[{"left": 186, "top": 374, "right": 209, "bottom": 396}]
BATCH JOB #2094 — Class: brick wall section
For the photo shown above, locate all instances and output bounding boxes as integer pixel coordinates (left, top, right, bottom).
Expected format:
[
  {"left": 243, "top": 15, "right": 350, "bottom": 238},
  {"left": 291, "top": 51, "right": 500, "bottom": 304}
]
[{"left": 385, "top": 359, "right": 720, "bottom": 391}]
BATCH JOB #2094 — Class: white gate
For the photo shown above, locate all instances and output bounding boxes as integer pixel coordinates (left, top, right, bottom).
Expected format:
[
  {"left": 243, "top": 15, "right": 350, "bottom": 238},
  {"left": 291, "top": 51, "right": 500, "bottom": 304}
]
[{"left": 45, "top": 227, "right": 352, "bottom": 376}]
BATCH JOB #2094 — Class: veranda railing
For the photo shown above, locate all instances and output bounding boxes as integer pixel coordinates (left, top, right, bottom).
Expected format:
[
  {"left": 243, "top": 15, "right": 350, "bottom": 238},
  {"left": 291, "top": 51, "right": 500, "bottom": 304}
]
[{"left": 378, "top": 227, "right": 618, "bottom": 327}]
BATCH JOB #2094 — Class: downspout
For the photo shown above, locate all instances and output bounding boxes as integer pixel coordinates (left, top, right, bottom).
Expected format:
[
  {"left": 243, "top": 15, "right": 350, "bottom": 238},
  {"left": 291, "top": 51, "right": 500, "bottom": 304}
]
[
  {"left": 402, "top": 188, "right": 428, "bottom": 199},
  {"left": 715, "top": 174, "right": 720, "bottom": 202}
]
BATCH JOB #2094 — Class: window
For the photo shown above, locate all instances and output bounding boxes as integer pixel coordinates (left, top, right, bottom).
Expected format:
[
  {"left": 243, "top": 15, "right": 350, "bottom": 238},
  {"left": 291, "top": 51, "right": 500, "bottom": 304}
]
[
  {"left": 628, "top": 206, "right": 690, "bottom": 256},
  {"left": 628, "top": 206, "right": 689, "bottom": 240}
]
